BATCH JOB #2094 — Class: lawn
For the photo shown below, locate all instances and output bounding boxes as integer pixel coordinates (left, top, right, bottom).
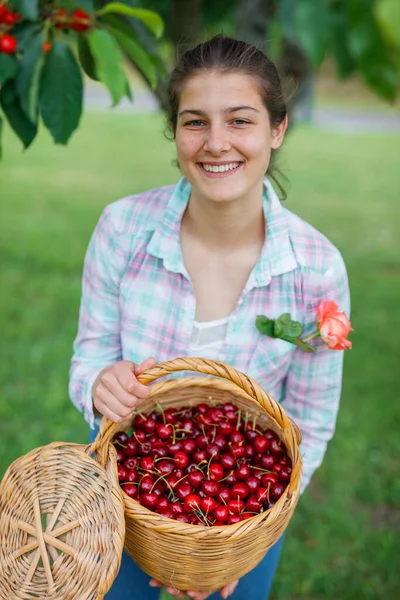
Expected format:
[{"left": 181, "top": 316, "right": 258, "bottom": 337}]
[{"left": 0, "top": 112, "right": 399, "bottom": 599}]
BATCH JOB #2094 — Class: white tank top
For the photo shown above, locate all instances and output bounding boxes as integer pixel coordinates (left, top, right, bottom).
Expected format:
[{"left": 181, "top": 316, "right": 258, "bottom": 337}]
[{"left": 188, "top": 315, "right": 229, "bottom": 360}]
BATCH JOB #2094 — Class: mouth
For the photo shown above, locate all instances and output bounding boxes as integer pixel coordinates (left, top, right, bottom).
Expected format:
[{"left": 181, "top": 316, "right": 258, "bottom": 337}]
[{"left": 197, "top": 161, "right": 243, "bottom": 178}]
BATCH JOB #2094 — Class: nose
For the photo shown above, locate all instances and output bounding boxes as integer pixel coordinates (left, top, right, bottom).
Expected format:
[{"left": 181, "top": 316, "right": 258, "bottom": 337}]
[{"left": 203, "top": 123, "right": 231, "bottom": 155}]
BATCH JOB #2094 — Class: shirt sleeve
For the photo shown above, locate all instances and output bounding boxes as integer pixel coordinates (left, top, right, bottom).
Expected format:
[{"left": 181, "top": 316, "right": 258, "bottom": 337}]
[
  {"left": 69, "top": 208, "right": 123, "bottom": 428},
  {"left": 281, "top": 249, "right": 350, "bottom": 494}
]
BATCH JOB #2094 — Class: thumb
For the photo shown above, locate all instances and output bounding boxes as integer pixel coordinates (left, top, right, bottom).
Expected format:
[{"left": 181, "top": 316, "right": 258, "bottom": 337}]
[
  {"left": 134, "top": 357, "right": 157, "bottom": 376},
  {"left": 221, "top": 580, "right": 238, "bottom": 599}
]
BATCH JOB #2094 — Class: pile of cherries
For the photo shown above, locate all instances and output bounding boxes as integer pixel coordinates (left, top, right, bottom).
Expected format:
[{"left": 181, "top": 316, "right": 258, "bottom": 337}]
[{"left": 113, "top": 402, "right": 292, "bottom": 526}]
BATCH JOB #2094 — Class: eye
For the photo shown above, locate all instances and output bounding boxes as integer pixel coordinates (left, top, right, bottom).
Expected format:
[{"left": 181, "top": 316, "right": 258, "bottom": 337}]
[
  {"left": 185, "top": 120, "right": 205, "bottom": 127},
  {"left": 232, "top": 118, "right": 249, "bottom": 125}
]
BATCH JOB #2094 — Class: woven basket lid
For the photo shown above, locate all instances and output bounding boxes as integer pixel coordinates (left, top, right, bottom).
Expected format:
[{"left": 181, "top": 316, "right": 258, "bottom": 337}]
[{"left": 0, "top": 441, "right": 125, "bottom": 600}]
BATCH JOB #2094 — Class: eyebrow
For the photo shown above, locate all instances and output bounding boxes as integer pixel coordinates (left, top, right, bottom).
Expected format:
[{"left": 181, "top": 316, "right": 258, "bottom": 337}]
[{"left": 178, "top": 105, "right": 259, "bottom": 118}]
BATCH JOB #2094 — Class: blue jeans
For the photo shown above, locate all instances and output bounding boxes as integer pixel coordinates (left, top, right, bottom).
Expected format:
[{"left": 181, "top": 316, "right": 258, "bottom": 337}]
[{"left": 90, "top": 427, "right": 284, "bottom": 600}]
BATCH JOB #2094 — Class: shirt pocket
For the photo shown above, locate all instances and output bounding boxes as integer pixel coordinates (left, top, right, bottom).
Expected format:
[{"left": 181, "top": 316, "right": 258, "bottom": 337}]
[{"left": 248, "top": 336, "right": 294, "bottom": 390}]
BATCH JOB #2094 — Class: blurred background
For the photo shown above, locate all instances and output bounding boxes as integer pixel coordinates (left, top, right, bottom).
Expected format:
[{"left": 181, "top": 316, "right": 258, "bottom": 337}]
[{"left": 1, "top": 1, "right": 400, "bottom": 598}]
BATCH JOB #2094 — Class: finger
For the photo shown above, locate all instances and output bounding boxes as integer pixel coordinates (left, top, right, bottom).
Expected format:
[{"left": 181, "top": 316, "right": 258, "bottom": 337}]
[
  {"left": 100, "top": 373, "right": 138, "bottom": 409},
  {"left": 94, "top": 399, "right": 130, "bottom": 424},
  {"left": 135, "top": 357, "right": 157, "bottom": 375},
  {"left": 149, "top": 580, "right": 163, "bottom": 588},
  {"left": 166, "top": 587, "right": 188, "bottom": 598},
  {"left": 187, "top": 592, "right": 209, "bottom": 600},
  {"left": 117, "top": 363, "right": 153, "bottom": 399},
  {"left": 220, "top": 580, "right": 238, "bottom": 599},
  {"left": 96, "top": 387, "right": 136, "bottom": 422}
]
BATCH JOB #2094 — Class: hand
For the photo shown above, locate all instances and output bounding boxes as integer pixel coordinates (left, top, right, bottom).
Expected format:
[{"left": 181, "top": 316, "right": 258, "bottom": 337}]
[
  {"left": 149, "top": 579, "right": 238, "bottom": 599},
  {"left": 92, "top": 358, "right": 157, "bottom": 423}
]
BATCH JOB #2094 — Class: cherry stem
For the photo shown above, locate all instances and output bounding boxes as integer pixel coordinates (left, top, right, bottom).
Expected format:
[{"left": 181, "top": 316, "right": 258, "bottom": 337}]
[{"left": 155, "top": 401, "right": 165, "bottom": 423}]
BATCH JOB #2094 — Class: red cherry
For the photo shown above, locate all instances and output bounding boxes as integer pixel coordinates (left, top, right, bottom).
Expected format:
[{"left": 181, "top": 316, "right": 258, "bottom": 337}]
[
  {"left": 272, "top": 463, "right": 283, "bottom": 475},
  {"left": 213, "top": 434, "right": 228, "bottom": 450},
  {"left": 261, "top": 473, "right": 279, "bottom": 488},
  {"left": 176, "top": 482, "right": 193, "bottom": 500},
  {"left": 236, "top": 464, "right": 251, "bottom": 481},
  {"left": 157, "top": 508, "right": 175, "bottom": 520},
  {"left": 244, "top": 445, "right": 255, "bottom": 459},
  {"left": 269, "top": 438, "right": 283, "bottom": 455},
  {"left": 214, "top": 505, "right": 229, "bottom": 523},
  {"left": 139, "top": 474, "right": 154, "bottom": 493},
  {"left": 201, "top": 496, "right": 216, "bottom": 513},
  {"left": 224, "top": 471, "right": 238, "bottom": 486},
  {"left": 193, "top": 449, "right": 207, "bottom": 462},
  {"left": 0, "top": 5, "right": 8, "bottom": 21},
  {"left": 157, "top": 423, "right": 173, "bottom": 439},
  {"left": 157, "top": 459, "right": 175, "bottom": 476},
  {"left": 195, "top": 403, "right": 209, "bottom": 414},
  {"left": 173, "top": 451, "right": 189, "bottom": 469},
  {"left": 157, "top": 497, "right": 170, "bottom": 511},
  {"left": 166, "top": 473, "right": 180, "bottom": 490},
  {"left": 181, "top": 419, "right": 196, "bottom": 435},
  {"left": 246, "top": 476, "right": 261, "bottom": 493},
  {"left": 220, "top": 453, "right": 236, "bottom": 470},
  {"left": 117, "top": 465, "right": 127, "bottom": 481},
  {"left": 265, "top": 430, "right": 278, "bottom": 441},
  {"left": 123, "top": 439, "right": 138, "bottom": 457},
  {"left": 142, "top": 418, "right": 157, "bottom": 434},
  {"left": 209, "top": 408, "right": 224, "bottom": 422},
  {"left": 170, "top": 501, "right": 184, "bottom": 514},
  {"left": 184, "top": 494, "right": 201, "bottom": 513},
  {"left": 216, "top": 486, "right": 231, "bottom": 504},
  {"left": 225, "top": 411, "right": 238, "bottom": 425},
  {"left": 141, "top": 492, "right": 159, "bottom": 510},
  {"left": 230, "top": 431, "right": 244, "bottom": 445},
  {"left": 182, "top": 438, "right": 196, "bottom": 454},
  {"left": 253, "top": 435, "right": 269, "bottom": 454},
  {"left": 137, "top": 441, "right": 151, "bottom": 456},
  {"left": 231, "top": 482, "right": 249, "bottom": 500},
  {"left": 191, "top": 515, "right": 206, "bottom": 526},
  {"left": 3, "top": 11, "right": 19, "bottom": 25},
  {"left": 133, "top": 414, "right": 146, "bottom": 428},
  {"left": 271, "top": 482, "right": 286, "bottom": 499},
  {"left": 175, "top": 513, "right": 190, "bottom": 523},
  {"left": 209, "top": 463, "right": 224, "bottom": 482},
  {"left": 223, "top": 403, "right": 236, "bottom": 412},
  {"left": 227, "top": 498, "right": 245, "bottom": 514},
  {"left": 125, "top": 468, "right": 139, "bottom": 483},
  {"left": 256, "top": 487, "right": 269, "bottom": 503},
  {"left": 168, "top": 441, "right": 183, "bottom": 453},
  {"left": 140, "top": 456, "right": 154, "bottom": 471},
  {"left": 113, "top": 431, "right": 129, "bottom": 446},
  {"left": 152, "top": 483, "right": 164, "bottom": 496},
  {"left": 122, "top": 483, "right": 138, "bottom": 499},
  {"left": 195, "top": 434, "right": 208, "bottom": 449},
  {"left": 201, "top": 480, "right": 219, "bottom": 497},
  {"left": 245, "top": 428, "right": 259, "bottom": 443},
  {"left": 261, "top": 454, "right": 276, "bottom": 469},
  {"left": 278, "top": 467, "right": 292, "bottom": 482},
  {"left": 241, "top": 512, "right": 254, "bottom": 520},
  {"left": 231, "top": 444, "right": 246, "bottom": 459},
  {"left": 227, "top": 514, "right": 242, "bottom": 524},
  {"left": 164, "top": 408, "right": 178, "bottom": 424},
  {"left": 217, "top": 421, "right": 234, "bottom": 436},
  {"left": 206, "top": 443, "right": 220, "bottom": 460},
  {"left": 188, "top": 470, "right": 204, "bottom": 488},
  {"left": 115, "top": 448, "right": 125, "bottom": 462},
  {"left": 134, "top": 430, "right": 146, "bottom": 443},
  {"left": 246, "top": 496, "right": 262, "bottom": 512},
  {"left": 150, "top": 442, "right": 168, "bottom": 458},
  {"left": 70, "top": 8, "right": 92, "bottom": 32}
]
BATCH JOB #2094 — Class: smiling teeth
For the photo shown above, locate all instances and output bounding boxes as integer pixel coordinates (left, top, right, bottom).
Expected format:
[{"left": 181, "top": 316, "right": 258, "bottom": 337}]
[{"left": 203, "top": 163, "right": 240, "bottom": 172}]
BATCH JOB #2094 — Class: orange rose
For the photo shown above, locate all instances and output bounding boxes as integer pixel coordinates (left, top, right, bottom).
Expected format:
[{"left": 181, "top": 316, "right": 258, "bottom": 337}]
[{"left": 317, "top": 301, "right": 353, "bottom": 350}]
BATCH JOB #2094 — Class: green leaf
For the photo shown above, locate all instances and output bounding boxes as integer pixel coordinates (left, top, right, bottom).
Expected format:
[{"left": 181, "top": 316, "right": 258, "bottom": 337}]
[
  {"left": 88, "top": 29, "right": 126, "bottom": 105},
  {"left": 255, "top": 315, "right": 276, "bottom": 338},
  {"left": 78, "top": 33, "right": 99, "bottom": 81},
  {"left": 375, "top": 0, "right": 400, "bottom": 50},
  {"left": 39, "top": 41, "right": 83, "bottom": 145},
  {"left": 15, "top": 31, "right": 44, "bottom": 122},
  {"left": 274, "top": 313, "right": 303, "bottom": 343},
  {"left": 13, "top": 22, "right": 42, "bottom": 52},
  {"left": 0, "top": 53, "right": 18, "bottom": 85},
  {"left": 125, "top": 80, "right": 133, "bottom": 102},
  {"left": 106, "top": 25, "right": 158, "bottom": 89},
  {"left": 99, "top": 3, "right": 164, "bottom": 38},
  {"left": 0, "top": 79, "right": 37, "bottom": 148},
  {"left": 11, "top": 0, "right": 38, "bottom": 20},
  {"left": 75, "top": 0, "right": 94, "bottom": 12},
  {"left": 294, "top": 0, "right": 330, "bottom": 67}
]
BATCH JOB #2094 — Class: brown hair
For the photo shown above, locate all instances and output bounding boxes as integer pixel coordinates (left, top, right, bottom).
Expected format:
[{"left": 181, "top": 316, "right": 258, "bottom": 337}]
[{"left": 166, "top": 34, "right": 288, "bottom": 198}]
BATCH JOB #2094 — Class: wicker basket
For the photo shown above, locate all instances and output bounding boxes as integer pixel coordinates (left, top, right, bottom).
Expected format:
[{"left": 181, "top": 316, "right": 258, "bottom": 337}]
[{"left": 91, "top": 357, "right": 303, "bottom": 593}]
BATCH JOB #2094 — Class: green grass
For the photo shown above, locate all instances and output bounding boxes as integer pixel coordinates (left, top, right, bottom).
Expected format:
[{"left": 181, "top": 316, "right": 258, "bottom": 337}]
[{"left": 1, "top": 114, "right": 399, "bottom": 599}]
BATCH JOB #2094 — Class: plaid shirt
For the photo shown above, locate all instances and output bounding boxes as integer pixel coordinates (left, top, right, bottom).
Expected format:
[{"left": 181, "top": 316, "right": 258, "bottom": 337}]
[{"left": 69, "top": 177, "right": 350, "bottom": 493}]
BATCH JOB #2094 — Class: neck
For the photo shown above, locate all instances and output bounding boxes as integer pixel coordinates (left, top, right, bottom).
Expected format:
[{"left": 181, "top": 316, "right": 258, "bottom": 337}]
[{"left": 182, "top": 181, "right": 265, "bottom": 250}]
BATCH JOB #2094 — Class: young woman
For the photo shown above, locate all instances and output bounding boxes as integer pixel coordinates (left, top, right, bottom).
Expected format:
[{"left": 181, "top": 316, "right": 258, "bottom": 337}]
[{"left": 70, "top": 35, "right": 350, "bottom": 600}]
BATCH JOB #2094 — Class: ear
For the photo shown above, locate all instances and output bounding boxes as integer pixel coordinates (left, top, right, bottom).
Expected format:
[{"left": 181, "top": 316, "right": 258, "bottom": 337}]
[{"left": 271, "top": 114, "right": 288, "bottom": 150}]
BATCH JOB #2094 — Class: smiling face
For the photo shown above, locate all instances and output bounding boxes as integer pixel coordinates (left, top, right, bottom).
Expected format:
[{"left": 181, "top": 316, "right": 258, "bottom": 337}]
[{"left": 174, "top": 70, "right": 287, "bottom": 206}]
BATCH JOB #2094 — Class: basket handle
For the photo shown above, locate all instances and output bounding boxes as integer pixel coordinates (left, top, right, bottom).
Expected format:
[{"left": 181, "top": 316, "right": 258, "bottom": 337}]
[{"left": 90, "top": 357, "right": 297, "bottom": 465}]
